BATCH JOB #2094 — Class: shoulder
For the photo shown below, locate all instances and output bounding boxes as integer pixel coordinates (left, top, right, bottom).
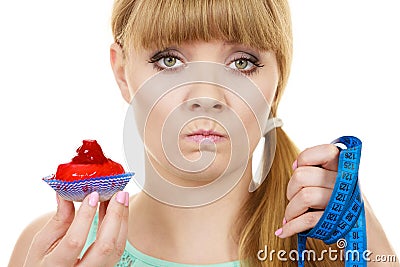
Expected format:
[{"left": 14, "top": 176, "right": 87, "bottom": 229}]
[{"left": 8, "top": 211, "right": 55, "bottom": 266}]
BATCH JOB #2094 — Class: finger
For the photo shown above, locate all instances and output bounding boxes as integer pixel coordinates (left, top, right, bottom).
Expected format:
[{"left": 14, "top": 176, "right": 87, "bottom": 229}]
[
  {"left": 50, "top": 191, "right": 99, "bottom": 264},
  {"left": 81, "top": 191, "right": 127, "bottom": 263},
  {"left": 113, "top": 193, "right": 129, "bottom": 260},
  {"left": 81, "top": 194, "right": 129, "bottom": 266},
  {"left": 29, "top": 194, "right": 75, "bottom": 258},
  {"left": 296, "top": 144, "right": 340, "bottom": 171},
  {"left": 276, "top": 211, "right": 324, "bottom": 238},
  {"left": 287, "top": 166, "right": 337, "bottom": 201},
  {"left": 284, "top": 187, "right": 332, "bottom": 222}
]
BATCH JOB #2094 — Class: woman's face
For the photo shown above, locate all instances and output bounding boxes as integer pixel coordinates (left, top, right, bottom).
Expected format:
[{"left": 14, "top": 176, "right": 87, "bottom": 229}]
[{"left": 112, "top": 40, "right": 279, "bottom": 187}]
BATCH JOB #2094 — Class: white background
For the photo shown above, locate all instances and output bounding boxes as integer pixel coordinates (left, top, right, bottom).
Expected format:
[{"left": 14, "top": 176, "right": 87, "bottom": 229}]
[{"left": 1, "top": 1, "right": 399, "bottom": 265}]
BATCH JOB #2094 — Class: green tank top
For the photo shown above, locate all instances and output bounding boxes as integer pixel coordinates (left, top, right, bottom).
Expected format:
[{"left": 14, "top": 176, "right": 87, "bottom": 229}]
[{"left": 82, "top": 215, "right": 241, "bottom": 267}]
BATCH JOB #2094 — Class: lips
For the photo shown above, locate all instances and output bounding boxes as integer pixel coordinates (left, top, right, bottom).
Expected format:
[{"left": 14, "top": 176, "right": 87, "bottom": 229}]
[{"left": 185, "top": 129, "right": 227, "bottom": 143}]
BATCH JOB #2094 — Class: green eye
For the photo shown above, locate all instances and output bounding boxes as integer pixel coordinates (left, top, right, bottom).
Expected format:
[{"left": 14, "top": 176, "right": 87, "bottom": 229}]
[
  {"left": 234, "top": 59, "right": 248, "bottom": 70},
  {"left": 163, "top": 57, "right": 177, "bottom": 67}
]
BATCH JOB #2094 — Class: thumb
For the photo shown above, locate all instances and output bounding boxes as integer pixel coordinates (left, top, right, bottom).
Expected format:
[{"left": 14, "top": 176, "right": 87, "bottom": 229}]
[
  {"left": 54, "top": 193, "right": 75, "bottom": 225},
  {"left": 30, "top": 194, "right": 75, "bottom": 256}
]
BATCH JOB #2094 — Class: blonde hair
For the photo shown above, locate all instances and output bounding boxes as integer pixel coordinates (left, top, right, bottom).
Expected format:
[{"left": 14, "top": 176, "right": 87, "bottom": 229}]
[{"left": 111, "top": 0, "right": 340, "bottom": 266}]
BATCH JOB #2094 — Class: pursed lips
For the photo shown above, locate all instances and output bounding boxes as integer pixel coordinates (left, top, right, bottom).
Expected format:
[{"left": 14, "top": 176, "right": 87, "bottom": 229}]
[{"left": 185, "top": 129, "right": 227, "bottom": 143}]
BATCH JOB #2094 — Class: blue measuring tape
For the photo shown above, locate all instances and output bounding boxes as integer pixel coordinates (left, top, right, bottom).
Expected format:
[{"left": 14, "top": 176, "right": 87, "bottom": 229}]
[{"left": 297, "top": 136, "right": 367, "bottom": 266}]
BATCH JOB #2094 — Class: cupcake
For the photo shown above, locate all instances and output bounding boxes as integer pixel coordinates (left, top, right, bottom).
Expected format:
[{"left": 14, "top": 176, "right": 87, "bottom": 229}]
[{"left": 43, "top": 140, "right": 134, "bottom": 202}]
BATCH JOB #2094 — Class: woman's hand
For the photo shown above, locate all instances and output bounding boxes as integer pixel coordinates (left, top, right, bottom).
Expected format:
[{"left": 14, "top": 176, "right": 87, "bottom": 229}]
[
  {"left": 275, "top": 144, "right": 339, "bottom": 238},
  {"left": 23, "top": 191, "right": 129, "bottom": 267}
]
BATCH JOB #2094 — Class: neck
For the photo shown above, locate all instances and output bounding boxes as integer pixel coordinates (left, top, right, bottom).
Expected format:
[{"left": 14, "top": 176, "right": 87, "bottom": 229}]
[{"left": 128, "top": 163, "right": 253, "bottom": 264}]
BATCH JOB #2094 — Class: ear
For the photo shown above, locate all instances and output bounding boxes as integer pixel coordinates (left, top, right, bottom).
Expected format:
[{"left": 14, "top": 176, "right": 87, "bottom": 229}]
[{"left": 110, "top": 43, "right": 131, "bottom": 103}]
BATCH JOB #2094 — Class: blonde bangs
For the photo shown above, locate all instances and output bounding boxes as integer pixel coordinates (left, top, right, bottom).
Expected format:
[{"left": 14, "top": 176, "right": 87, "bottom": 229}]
[{"left": 114, "top": 0, "right": 288, "bottom": 53}]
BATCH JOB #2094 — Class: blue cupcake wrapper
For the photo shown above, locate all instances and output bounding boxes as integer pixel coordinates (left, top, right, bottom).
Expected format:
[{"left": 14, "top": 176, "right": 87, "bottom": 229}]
[{"left": 43, "top": 172, "right": 134, "bottom": 202}]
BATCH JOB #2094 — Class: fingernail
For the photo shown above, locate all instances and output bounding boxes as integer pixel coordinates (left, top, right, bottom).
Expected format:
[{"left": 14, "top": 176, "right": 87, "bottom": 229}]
[
  {"left": 88, "top": 192, "right": 99, "bottom": 207},
  {"left": 275, "top": 228, "right": 283, "bottom": 237},
  {"left": 124, "top": 192, "right": 129, "bottom": 207},
  {"left": 292, "top": 160, "right": 298, "bottom": 170},
  {"left": 283, "top": 218, "right": 287, "bottom": 225},
  {"left": 116, "top": 191, "right": 126, "bottom": 205}
]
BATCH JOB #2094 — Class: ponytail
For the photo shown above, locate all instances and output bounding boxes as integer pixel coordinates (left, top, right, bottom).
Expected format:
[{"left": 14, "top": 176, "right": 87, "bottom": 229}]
[{"left": 237, "top": 128, "right": 340, "bottom": 267}]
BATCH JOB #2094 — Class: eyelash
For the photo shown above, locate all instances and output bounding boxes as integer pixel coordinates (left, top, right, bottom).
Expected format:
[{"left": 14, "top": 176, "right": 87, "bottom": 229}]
[
  {"left": 148, "top": 52, "right": 184, "bottom": 73},
  {"left": 148, "top": 52, "right": 264, "bottom": 76},
  {"left": 230, "top": 56, "right": 264, "bottom": 76}
]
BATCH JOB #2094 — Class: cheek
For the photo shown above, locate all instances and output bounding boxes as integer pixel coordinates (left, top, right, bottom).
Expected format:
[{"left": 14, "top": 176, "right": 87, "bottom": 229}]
[
  {"left": 125, "top": 61, "right": 180, "bottom": 164},
  {"left": 224, "top": 70, "right": 279, "bottom": 154},
  {"left": 254, "top": 73, "right": 279, "bottom": 106},
  {"left": 224, "top": 91, "right": 263, "bottom": 153},
  {"left": 142, "top": 91, "right": 184, "bottom": 160},
  {"left": 125, "top": 63, "right": 156, "bottom": 97},
  {"left": 255, "top": 52, "right": 280, "bottom": 105}
]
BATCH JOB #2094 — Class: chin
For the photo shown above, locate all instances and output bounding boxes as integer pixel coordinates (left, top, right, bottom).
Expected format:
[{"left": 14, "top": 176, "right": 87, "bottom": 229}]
[{"left": 169, "top": 157, "right": 232, "bottom": 186}]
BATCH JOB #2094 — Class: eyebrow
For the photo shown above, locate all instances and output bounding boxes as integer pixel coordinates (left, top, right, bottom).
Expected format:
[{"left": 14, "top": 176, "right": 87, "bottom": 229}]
[{"left": 222, "top": 42, "right": 263, "bottom": 59}]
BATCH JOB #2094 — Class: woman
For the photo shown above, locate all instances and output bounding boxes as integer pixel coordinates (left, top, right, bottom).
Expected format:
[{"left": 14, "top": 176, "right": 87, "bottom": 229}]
[{"left": 9, "top": 0, "right": 397, "bottom": 266}]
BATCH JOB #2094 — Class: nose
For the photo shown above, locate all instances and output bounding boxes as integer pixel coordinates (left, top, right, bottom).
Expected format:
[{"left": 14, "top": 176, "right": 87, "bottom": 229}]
[
  {"left": 184, "top": 84, "right": 226, "bottom": 113},
  {"left": 186, "top": 97, "right": 224, "bottom": 112}
]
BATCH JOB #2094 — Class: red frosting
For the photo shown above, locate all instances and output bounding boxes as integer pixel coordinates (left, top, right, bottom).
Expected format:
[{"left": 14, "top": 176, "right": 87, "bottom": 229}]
[{"left": 53, "top": 140, "right": 124, "bottom": 182}]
